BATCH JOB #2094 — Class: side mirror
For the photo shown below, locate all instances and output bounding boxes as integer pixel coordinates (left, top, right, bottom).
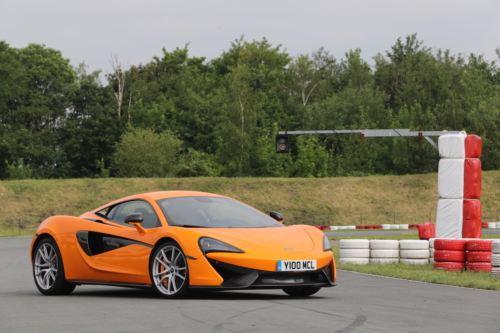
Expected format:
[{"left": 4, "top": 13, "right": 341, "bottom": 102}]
[
  {"left": 270, "top": 211, "right": 283, "bottom": 223},
  {"left": 124, "top": 212, "right": 144, "bottom": 224}
]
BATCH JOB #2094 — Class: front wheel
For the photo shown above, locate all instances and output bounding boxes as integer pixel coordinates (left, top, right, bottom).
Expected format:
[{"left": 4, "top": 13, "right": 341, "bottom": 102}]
[
  {"left": 150, "top": 241, "right": 190, "bottom": 299},
  {"left": 33, "top": 237, "right": 76, "bottom": 295},
  {"left": 282, "top": 287, "right": 321, "bottom": 297}
]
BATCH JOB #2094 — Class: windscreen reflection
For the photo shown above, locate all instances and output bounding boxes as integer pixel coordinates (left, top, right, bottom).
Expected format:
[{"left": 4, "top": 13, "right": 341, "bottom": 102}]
[{"left": 156, "top": 196, "right": 284, "bottom": 228}]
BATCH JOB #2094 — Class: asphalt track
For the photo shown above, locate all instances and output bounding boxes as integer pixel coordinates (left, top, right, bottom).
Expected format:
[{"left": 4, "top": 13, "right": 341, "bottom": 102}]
[{"left": 1, "top": 237, "right": 499, "bottom": 333}]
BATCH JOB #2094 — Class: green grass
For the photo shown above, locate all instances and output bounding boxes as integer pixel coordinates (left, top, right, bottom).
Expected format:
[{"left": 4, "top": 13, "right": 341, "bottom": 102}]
[
  {"left": 2, "top": 171, "right": 500, "bottom": 236},
  {"left": 329, "top": 234, "right": 420, "bottom": 240},
  {"left": 332, "top": 245, "right": 500, "bottom": 291}
]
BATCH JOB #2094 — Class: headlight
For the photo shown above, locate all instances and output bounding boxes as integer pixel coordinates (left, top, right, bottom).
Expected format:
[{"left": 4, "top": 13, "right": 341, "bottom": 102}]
[
  {"left": 199, "top": 237, "right": 244, "bottom": 255},
  {"left": 323, "top": 235, "right": 332, "bottom": 251}
]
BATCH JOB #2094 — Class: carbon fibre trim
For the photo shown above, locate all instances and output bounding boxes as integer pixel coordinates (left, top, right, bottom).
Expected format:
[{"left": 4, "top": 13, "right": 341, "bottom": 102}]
[
  {"left": 67, "top": 279, "right": 152, "bottom": 289},
  {"left": 76, "top": 231, "right": 153, "bottom": 256}
]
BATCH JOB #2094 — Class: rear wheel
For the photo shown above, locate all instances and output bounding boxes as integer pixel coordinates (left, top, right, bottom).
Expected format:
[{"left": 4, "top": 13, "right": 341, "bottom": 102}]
[
  {"left": 150, "top": 241, "right": 190, "bottom": 299},
  {"left": 282, "top": 287, "right": 321, "bottom": 297},
  {"left": 33, "top": 237, "right": 76, "bottom": 295}
]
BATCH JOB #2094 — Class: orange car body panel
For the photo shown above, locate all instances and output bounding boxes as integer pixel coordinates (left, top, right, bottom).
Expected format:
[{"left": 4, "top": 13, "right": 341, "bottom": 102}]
[{"left": 31, "top": 191, "right": 336, "bottom": 287}]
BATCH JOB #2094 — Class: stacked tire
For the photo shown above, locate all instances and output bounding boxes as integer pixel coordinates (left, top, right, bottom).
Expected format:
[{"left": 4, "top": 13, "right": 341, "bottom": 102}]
[
  {"left": 492, "top": 240, "right": 500, "bottom": 278},
  {"left": 399, "top": 240, "right": 430, "bottom": 264},
  {"left": 466, "top": 240, "right": 493, "bottom": 273},
  {"left": 429, "top": 238, "right": 435, "bottom": 263},
  {"left": 433, "top": 239, "right": 467, "bottom": 271},
  {"left": 487, "top": 223, "right": 496, "bottom": 229},
  {"left": 369, "top": 240, "right": 399, "bottom": 264},
  {"left": 339, "top": 239, "right": 369, "bottom": 264}
]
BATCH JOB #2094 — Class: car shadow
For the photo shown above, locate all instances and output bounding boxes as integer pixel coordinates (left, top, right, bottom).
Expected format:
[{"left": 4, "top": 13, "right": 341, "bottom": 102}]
[{"left": 67, "top": 286, "right": 329, "bottom": 301}]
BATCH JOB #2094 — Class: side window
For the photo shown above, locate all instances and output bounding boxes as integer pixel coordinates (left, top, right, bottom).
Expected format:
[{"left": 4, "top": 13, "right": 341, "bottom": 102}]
[{"left": 109, "top": 200, "right": 160, "bottom": 229}]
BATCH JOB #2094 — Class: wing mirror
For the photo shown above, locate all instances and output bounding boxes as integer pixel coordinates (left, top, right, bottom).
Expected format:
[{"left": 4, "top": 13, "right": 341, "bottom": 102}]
[
  {"left": 269, "top": 211, "right": 283, "bottom": 223},
  {"left": 124, "top": 212, "right": 144, "bottom": 224}
]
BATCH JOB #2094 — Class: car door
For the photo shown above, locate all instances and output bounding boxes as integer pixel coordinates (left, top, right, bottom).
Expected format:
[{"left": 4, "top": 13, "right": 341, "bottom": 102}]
[{"left": 75, "top": 200, "right": 159, "bottom": 285}]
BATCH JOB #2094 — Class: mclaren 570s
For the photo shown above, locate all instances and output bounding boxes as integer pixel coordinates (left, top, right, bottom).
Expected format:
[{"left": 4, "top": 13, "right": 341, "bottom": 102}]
[{"left": 31, "top": 191, "right": 336, "bottom": 298}]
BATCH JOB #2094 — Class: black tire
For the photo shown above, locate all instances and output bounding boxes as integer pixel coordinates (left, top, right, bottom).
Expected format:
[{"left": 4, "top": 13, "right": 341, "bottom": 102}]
[
  {"left": 282, "top": 287, "right": 321, "bottom": 297},
  {"left": 150, "top": 241, "right": 190, "bottom": 299},
  {"left": 33, "top": 237, "right": 76, "bottom": 296}
]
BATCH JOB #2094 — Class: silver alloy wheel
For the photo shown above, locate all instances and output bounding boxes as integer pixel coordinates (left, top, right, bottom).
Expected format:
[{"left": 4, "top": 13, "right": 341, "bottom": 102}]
[
  {"left": 152, "top": 245, "right": 187, "bottom": 295},
  {"left": 34, "top": 243, "right": 58, "bottom": 290}
]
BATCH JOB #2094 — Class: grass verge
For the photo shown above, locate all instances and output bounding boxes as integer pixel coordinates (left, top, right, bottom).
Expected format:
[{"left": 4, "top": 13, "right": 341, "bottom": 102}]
[{"left": 332, "top": 245, "right": 500, "bottom": 291}]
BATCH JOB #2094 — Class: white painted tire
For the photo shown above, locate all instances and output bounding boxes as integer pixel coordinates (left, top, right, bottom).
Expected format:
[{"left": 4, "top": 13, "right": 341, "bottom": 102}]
[
  {"left": 429, "top": 238, "right": 436, "bottom": 248},
  {"left": 496, "top": 222, "right": 500, "bottom": 229},
  {"left": 346, "top": 226, "right": 356, "bottom": 230},
  {"left": 488, "top": 223, "right": 497, "bottom": 229},
  {"left": 339, "top": 239, "right": 369, "bottom": 249},
  {"left": 391, "top": 225, "right": 400, "bottom": 229},
  {"left": 430, "top": 248, "right": 435, "bottom": 258},
  {"left": 399, "top": 224, "right": 409, "bottom": 230},
  {"left": 338, "top": 226, "right": 347, "bottom": 230},
  {"left": 340, "top": 249, "right": 370, "bottom": 258},
  {"left": 381, "top": 224, "right": 391, "bottom": 230},
  {"left": 370, "top": 249, "right": 399, "bottom": 258},
  {"left": 370, "top": 240, "right": 399, "bottom": 250},
  {"left": 339, "top": 258, "right": 369, "bottom": 265},
  {"left": 491, "top": 254, "right": 500, "bottom": 267},
  {"left": 370, "top": 258, "right": 399, "bottom": 264},
  {"left": 430, "top": 258, "right": 435, "bottom": 264},
  {"left": 400, "top": 240, "right": 429, "bottom": 250},
  {"left": 492, "top": 240, "right": 500, "bottom": 254},
  {"left": 400, "top": 249, "right": 430, "bottom": 259},
  {"left": 400, "top": 259, "right": 429, "bottom": 265},
  {"left": 330, "top": 226, "right": 339, "bottom": 230}
]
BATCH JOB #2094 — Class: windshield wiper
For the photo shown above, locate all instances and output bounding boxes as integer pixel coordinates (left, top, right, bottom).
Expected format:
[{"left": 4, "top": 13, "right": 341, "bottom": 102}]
[{"left": 175, "top": 224, "right": 209, "bottom": 228}]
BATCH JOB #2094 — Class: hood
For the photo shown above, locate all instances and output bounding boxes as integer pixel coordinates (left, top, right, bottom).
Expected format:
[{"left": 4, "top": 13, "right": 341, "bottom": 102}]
[{"left": 196, "top": 226, "right": 315, "bottom": 253}]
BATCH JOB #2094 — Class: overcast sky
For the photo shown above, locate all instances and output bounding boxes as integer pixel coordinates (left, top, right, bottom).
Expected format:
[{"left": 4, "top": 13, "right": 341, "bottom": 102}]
[{"left": 1, "top": 0, "right": 499, "bottom": 76}]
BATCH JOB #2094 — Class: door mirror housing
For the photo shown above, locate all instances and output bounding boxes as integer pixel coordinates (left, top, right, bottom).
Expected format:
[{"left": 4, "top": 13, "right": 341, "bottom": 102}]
[
  {"left": 124, "top": 212, "right": 144, "bottom": 224},
  {"left": 269, "top": 211, "right": 283, "bottom": 223}
]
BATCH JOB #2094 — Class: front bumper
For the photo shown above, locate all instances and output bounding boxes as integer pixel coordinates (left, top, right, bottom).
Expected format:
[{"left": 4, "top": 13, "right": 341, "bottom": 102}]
[{"left": 189, "top": 258, "right": 336, "bottom": 290}]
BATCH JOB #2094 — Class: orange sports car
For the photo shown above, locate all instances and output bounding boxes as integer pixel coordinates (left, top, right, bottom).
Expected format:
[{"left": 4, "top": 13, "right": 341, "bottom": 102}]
[{"left": 30, "top": 191, "right": 336, "bottom": 298}]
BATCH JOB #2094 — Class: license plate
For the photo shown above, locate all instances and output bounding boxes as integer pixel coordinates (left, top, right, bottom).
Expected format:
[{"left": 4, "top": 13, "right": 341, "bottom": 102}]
[{"left": 277, "top": 260, "right": 317, "bottom": 272}]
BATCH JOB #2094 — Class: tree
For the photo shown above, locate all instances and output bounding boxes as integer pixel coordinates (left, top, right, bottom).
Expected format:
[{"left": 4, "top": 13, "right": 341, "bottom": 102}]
[
  {"left": 62, "top": 63, "right": 124, "bottom": 178},
  {"left": 0, "top": 42, "right": 76, "bottom": 178}
]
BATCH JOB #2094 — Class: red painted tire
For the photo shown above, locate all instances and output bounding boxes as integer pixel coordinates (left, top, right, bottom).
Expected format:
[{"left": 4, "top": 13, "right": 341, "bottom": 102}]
[
  {"left": 373, "top": 225, "right": 382, "bottom": 229},
  {"left": 434, "top": 239, "right": 467, "bottom": 251},
  {"left": 466, "top": 252, "right": 492, "bottom": 262},
  {"left": 466, "top": 262, "right": 492, "bottom": 272},
  {"left": 434, "top": 250, "right": 466, "bottom": 262},
  {"left": 365, "top": 225, "right": 374, "bottom": 229},
  {"left": 356, "top": 226, "right": 364, "bottom": 229},
  {"left": 434, "top": 262, "right": 465, "bottom": 271},
  {"left": 466, "top": 240, "right": 492, "bottom": 252}
]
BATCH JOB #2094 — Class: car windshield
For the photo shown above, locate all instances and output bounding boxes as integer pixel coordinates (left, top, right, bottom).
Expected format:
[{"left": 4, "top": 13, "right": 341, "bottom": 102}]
[{"left": 156, "top": 196, "right": 284, "bottom": 228}]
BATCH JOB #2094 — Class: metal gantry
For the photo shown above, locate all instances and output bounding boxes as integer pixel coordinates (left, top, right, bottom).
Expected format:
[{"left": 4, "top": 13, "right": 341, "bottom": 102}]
[{"left": 276, "top": 129, "right": 461, "bottom": 152}]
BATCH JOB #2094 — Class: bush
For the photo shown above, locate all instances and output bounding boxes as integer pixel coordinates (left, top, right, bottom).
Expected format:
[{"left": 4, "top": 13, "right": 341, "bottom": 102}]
[{"left": 113, "top": 128, "right": 182, "bottom": 177}]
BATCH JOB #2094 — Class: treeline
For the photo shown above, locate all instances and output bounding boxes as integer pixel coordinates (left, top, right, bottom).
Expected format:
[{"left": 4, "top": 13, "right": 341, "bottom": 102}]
[{"left": 1, "top": 34, "right": 500, "bottom": 179}]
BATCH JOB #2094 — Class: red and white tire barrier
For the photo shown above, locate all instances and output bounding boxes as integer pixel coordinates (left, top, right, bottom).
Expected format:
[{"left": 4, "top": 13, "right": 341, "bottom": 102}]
[
  {"left": 467, "top": 262, "right": 492, "bottom": 272},
  {"left": 399, "top": 240, "right": 429, "bottom": 264},
  {"left": 491, "top": 240, "right": 500, "bottom": 278},
  {"left": 434, "top": 262, "right": 465, "bottom": 271},
  {"left": 466, "top": 252, "right": 492, "bottom": 262},
  {"left": 436, "top": 134, "right": 483, "bottom": 239},
  {"left": 369, "top": 240, "right": 399, "bottom": 264},
  {"left": 433, "top": 239, "right": 467, "bottom": 271},
  {"left": 339, "top": 239, "right": 370, "bottom": 264},
  {"left": 434, "top": 239, "right": 467, "bottom": 251},
  {"left": 467, "top": 240, "right": 492, "bottom": 252}
]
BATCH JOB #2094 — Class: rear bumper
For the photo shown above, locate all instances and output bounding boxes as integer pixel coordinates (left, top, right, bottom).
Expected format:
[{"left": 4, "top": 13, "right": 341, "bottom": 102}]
[{"left": 189, "top": 259, "right": 336, "bottom": 291}]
